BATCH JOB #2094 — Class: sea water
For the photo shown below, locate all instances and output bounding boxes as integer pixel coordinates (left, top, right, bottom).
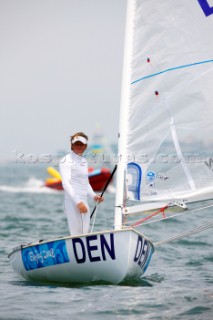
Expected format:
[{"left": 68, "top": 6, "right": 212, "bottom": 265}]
[{"left": 0, "top": 163, "right": 212, "bottom": 320}]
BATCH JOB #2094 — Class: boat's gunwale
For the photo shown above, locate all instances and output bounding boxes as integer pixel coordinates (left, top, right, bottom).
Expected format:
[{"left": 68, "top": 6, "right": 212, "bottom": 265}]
[{"left": 8, "top": 227, "right": 155, "bottom": 258}]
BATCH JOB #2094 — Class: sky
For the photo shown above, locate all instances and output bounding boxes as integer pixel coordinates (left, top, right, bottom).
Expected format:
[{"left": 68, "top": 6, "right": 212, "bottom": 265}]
[{"left": 0, "top": 0, "right": 126, "bottom": 161}]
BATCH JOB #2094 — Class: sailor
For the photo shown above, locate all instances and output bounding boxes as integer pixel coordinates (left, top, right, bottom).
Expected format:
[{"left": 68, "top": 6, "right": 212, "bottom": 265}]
[{"left": 59, "top": 132, "right": 104, "bottom": 236}]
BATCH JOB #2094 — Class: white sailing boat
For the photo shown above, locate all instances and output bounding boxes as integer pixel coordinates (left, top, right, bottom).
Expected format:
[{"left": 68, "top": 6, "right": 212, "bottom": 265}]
[{"left": 9, "top": 0, "right": 213, "bottom": 285}]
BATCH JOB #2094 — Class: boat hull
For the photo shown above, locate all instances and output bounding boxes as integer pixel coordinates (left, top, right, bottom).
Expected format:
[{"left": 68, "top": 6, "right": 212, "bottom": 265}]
[
  {"left": 8, "top": 229, "right": 154, "bottom": 285},
  {"left": 88, "top": 169, "right": 111, "bottom": 191},
  {"left": 44, "top": 179, "right": 63, "bottom": 190},
  {"left": 44, "top": 168, "right": 112, "bottom": 192}
]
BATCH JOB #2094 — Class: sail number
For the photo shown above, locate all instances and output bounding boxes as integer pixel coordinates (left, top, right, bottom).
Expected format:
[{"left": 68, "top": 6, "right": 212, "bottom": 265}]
[
  {"left": 134, "top": 235, "right": 151, "bottom": 270},
  {"left": 72, "top": 234, "right": 115, "bottom": 263}
]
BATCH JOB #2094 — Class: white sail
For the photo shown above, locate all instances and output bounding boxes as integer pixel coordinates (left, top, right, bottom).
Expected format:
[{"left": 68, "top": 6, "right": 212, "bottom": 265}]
[{"left": 116, "top": 0, "right": 213, "bottom": 212}]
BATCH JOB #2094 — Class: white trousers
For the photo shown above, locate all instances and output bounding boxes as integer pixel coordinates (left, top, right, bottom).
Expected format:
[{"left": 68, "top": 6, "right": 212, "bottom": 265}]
[{"left": 64, "top": 198, "right": 90, "bottom": 236}]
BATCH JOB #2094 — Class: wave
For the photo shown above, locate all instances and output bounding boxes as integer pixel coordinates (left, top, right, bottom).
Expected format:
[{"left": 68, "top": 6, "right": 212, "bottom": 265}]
[
  {"left": 0, "top": 178, "right": 61, "bottom": 194},
  {"left": 0, "top": 177, "right": 115, "bottom": 194}
]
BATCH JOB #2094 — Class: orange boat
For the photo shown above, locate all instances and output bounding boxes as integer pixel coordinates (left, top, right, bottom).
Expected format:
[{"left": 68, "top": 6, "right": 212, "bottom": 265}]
[{"left": 44, "top": 166, "right": 112, "bottom": 192}]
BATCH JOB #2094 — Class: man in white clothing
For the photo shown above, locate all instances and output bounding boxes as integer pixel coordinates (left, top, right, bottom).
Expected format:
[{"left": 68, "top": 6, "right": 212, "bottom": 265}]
[{"left": 59, "top": 132, "right": 103, "bottom": 236}]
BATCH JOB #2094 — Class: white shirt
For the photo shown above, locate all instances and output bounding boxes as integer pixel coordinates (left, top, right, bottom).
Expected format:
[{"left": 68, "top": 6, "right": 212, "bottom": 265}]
[{"left": 59, "top": 151, "right": 95, "bottom": 204}]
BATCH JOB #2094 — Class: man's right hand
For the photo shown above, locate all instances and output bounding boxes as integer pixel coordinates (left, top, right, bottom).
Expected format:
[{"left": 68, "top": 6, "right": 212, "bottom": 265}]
[{"left": 77, "top": 202, "right": 88, "bottom": 214}]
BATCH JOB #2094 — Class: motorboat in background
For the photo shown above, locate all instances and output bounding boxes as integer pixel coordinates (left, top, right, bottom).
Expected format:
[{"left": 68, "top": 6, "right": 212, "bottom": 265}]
[{"left": 44, "top": 166, "right": 112, "bottom": 192}]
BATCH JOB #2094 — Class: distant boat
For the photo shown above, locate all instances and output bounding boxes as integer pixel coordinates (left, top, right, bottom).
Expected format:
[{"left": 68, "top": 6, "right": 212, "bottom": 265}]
[{"left": 44, "top": 166, "right": 112, "bottom": 192}]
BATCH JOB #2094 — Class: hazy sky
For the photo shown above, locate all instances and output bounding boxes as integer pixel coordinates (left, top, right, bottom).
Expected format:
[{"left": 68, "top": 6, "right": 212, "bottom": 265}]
[{"left": 0, "top": 0, "right": 126, "bottom": 161}]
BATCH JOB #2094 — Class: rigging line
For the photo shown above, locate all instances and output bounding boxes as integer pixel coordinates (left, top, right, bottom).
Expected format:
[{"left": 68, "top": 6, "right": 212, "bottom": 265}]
[
  {"left": 130, "top": 205, "right": 169, "bottom": 227},
  {"left": 131, "top": 59, "right": 213, "bottom": 85},
  {"left": 129, "top": 203, "right": 213, "bottom": 227},
  {"left": 90, "top": 202, "right": 99, "bottom": 233},
  {"left": 81, "top": 214, "right": 84, "bottom": 234},
  {"left": 154, "top": 219, "right": 213, "bottom": 247}
]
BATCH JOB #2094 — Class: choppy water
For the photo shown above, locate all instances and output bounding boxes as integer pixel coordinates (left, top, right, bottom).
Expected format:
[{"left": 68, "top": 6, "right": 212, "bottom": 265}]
[{"left": 0, "top": 163, "right": 213, "bottom": 320}]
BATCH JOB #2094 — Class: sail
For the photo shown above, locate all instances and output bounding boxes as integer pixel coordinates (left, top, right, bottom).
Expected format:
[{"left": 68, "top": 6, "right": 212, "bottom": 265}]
[{"left": 122, "top": 0, "right": 213, "bottom": 205}]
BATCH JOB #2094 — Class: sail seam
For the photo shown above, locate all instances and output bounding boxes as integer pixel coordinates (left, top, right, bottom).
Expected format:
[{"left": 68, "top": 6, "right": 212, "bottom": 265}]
[
  {"left": 170, "top": 117, "right": 196, "bottom": 191},
  {"left": 131, "top": 59, "right": 213, "bottom": 84}
]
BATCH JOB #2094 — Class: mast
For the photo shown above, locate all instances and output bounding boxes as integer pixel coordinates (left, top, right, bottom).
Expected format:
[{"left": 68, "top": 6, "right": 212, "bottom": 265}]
[{"left": 114, "top": 0, "right": 135, "bottom": 230}]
